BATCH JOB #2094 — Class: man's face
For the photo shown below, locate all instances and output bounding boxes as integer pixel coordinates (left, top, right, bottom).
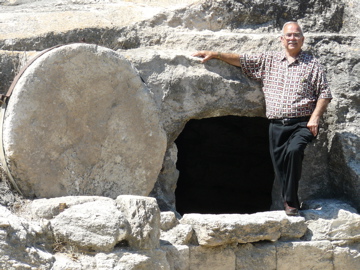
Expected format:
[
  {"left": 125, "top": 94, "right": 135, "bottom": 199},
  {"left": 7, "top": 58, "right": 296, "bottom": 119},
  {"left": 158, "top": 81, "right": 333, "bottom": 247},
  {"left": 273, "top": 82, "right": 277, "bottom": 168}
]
[{"left": 281, "top": 23, "right": 304, "bottom": 55}]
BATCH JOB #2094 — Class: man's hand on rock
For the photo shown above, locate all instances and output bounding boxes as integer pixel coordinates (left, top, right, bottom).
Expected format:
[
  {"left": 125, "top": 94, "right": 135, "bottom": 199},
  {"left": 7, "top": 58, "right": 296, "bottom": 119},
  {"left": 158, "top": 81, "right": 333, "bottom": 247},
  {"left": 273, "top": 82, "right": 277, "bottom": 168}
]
[
  {"left": 191, "top": 51, "right": 218, "bottom": 63},
  {"left": 307, "top": 117, "right": 320, "bottom": 137}
]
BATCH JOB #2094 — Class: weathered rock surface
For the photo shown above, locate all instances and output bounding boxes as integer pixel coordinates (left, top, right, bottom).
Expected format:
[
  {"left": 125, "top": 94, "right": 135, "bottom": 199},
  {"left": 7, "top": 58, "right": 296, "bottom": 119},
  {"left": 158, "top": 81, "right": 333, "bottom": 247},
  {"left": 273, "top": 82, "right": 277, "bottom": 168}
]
[
  {"left": 3, "top": 43, "right": 167, "bottom": 199},
  {"left": 116, "top": 195, "right": 161, "bottom": 250},
  {"left": 51, "top": 200, "right": 129, "bottom": 252},
  {"left": 180, "top": 211, "right": 307, "bottom": 246},
  {"left": 0, "top": 197, "right": 359, "bottom": 269},
  {"left": 276, "top": 240, "right": 334, "bottom": 270},
  {"left": 52, "top": 249, "right": 171, "bottom": 270},
  {"left": 301, "top": 199, "right": 360, "bottom": 241},
  {"left": 28, "top": 195, "right": 114, "bottom": 219},
  {"left": 0, "top": 205, "right": 55, "bottom": 269},
  {"left": 236, "top": 243, "right": 276, "bottom": 270}
]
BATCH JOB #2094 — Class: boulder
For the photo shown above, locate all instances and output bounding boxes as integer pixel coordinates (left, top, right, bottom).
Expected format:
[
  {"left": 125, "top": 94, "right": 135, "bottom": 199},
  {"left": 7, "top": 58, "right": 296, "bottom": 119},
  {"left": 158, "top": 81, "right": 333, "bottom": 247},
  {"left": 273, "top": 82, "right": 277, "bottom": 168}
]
[
  {"left": 51, "top": 200, "right": 129, "bottom": 252},
  {"left": 3, "top": 43, "right": 166, "bottom": 199}
]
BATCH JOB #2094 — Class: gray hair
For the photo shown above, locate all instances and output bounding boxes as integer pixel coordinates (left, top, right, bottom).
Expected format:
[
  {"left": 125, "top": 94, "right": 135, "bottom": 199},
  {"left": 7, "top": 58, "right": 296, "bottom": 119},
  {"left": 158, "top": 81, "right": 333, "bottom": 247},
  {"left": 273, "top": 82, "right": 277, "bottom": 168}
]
[{"left": 282, "top": 21, "right": 303, "bottom": 35}]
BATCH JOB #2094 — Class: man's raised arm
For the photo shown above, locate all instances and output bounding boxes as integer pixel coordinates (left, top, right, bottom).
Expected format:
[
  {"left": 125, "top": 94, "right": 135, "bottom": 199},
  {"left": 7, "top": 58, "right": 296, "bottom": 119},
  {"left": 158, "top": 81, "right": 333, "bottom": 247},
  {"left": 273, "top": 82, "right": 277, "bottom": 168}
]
[{"left": 192, "top": 51, "right": 242, "bottom": 67}]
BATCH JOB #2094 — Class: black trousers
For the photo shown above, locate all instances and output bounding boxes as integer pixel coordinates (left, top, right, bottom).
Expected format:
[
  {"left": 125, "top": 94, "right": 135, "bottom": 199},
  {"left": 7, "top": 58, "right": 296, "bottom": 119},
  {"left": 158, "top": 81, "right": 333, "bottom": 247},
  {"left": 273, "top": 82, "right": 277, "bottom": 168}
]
[{"left": 269, "top": 118, "right": 314, "bottom": 209}]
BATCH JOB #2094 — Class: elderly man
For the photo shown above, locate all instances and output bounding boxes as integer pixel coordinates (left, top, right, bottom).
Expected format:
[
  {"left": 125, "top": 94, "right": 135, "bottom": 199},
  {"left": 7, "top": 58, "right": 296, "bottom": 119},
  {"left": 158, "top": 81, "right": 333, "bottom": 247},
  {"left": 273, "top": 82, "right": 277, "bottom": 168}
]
[{"left": 192, "top": 21, "right": 332, "bottom": 216}]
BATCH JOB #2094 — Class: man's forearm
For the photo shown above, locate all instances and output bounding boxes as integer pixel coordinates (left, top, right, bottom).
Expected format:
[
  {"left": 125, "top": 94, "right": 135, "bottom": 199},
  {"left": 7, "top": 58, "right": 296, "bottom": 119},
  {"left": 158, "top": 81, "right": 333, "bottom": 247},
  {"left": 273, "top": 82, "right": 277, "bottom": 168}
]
[
  {"left": 216, "top": 52, "right": 242, "bottom": 67},
  {"left": 307, "top": 98, "right": 331, "bottom": 136},
  {"left": 192, "top": 51, "right": 241, "bottom": 67},
  {"left": 312, "top": 98, "right": 331, "bottom": 119}
]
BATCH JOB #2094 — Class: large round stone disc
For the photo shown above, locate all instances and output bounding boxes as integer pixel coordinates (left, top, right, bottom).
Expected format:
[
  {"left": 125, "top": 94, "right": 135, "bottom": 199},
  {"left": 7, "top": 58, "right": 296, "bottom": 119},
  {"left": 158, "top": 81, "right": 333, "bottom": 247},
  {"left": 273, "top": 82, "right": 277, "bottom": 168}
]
[{"left": 3, "top": 43, "right": 167, "bottom": 198}]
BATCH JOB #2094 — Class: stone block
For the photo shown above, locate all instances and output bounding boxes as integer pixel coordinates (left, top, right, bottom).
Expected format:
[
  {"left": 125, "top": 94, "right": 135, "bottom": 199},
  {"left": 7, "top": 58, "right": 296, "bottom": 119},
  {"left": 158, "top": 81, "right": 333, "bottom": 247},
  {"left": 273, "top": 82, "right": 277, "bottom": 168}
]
[
  {"left": 333, "top": 242, "right": 360, "bottom": 270},
  {"left": 116, "top": 195, "right": 161, "bottom": 250},
  {"left": 180, "top": 212, "right": 305, "bottom": 246},
  {"left": 160, "top": 211, "right": 179, "bottom": 231},
  {"left": 161, "top": 244, "right": 190, "bottom": 270},
  {"left": 53, "top": 249, "right": 171, "bottom": 270},
  {"left": 104, "top": 249, "right": 170, "bottom": 270},
  {"left": 51, "top": 200, "right": 129, "bottom": 252},
  {"left": 276, "top": 240, "right": 333, "bottom": 270},
  {"left": 160, "top": 224, "right": 193, "bottom": 245},
  {"left": 235, "top": 242, "right": 276, "bottom": 270},
  {"left": 29, "top": 196, "right": 114, "bottom": 220},
  {"left": 189, "top": 246, "right": 236, "bottom": 270}
]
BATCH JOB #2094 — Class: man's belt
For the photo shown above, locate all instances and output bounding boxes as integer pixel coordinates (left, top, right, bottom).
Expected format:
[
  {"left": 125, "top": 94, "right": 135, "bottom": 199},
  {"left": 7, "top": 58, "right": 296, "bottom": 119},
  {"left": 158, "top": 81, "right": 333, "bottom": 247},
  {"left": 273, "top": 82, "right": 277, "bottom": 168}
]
[{"left": 270, "top": 116, "right": 311, "bottom": 126}]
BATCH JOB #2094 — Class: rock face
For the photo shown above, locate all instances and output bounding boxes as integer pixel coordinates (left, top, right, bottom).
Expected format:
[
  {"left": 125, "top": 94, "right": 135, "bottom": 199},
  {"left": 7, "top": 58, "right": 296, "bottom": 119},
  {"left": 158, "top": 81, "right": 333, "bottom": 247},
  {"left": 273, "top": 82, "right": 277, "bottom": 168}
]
[{"left": 3, "top": 43, "right": 167, "bottom": 198}]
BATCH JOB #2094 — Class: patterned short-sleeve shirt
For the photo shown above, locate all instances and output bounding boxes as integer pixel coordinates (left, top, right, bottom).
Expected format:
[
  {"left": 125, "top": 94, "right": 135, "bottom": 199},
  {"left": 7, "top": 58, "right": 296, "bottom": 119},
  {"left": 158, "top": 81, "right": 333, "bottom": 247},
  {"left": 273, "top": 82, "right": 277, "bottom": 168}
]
[{"left": 239, "top": 51, "right": 332, "bottom": 119}]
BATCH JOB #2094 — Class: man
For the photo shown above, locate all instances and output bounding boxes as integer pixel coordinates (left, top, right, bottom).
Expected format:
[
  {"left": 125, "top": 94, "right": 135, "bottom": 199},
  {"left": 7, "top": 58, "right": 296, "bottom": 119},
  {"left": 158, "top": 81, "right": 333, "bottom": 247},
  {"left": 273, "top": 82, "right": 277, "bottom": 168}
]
[{"left": 192, "top": 21, "right": 332, "bottom": 216}]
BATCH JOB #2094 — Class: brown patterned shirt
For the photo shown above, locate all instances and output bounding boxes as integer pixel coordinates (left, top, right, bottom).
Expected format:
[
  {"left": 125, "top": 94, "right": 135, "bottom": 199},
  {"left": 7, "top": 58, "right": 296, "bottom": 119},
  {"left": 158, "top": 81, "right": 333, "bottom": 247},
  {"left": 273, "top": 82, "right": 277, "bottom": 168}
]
[{"left": 240, "top": 51, "right": 332, "bottom": 119}]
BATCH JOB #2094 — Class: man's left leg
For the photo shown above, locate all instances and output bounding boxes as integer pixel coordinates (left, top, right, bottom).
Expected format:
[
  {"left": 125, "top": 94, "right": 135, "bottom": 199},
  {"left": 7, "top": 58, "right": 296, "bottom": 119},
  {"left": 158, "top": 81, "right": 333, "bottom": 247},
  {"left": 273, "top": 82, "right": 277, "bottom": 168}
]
[{"left": 283, "top": 123, "right": 315, "bottom": 210}]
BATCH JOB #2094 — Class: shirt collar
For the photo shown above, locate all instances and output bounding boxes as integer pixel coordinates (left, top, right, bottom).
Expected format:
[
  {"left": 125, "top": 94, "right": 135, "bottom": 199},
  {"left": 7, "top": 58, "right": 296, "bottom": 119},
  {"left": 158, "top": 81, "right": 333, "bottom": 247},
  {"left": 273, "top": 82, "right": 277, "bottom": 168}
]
[{"left": 279, "top": 50, "right": 304, "bottom": 64}]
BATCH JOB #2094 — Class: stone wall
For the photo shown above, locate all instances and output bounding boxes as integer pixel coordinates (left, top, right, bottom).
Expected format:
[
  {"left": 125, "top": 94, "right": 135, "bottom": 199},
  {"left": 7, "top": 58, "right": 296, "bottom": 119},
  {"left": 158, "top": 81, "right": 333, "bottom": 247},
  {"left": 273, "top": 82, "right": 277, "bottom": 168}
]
[
  {"left": 1, "top": 196, "right": 360, "bottom": 269},
  {"left": 0, "top": 0, "right": 359, "bottom": 269}
]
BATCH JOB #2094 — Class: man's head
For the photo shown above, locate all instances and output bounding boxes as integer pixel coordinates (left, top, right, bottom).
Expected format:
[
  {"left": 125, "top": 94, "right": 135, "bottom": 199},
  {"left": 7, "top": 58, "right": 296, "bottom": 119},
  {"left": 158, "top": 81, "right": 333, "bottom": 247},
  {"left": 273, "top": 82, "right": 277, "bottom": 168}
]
[{"left": 280, "top": 21, "right": 304, "bottom": 56}]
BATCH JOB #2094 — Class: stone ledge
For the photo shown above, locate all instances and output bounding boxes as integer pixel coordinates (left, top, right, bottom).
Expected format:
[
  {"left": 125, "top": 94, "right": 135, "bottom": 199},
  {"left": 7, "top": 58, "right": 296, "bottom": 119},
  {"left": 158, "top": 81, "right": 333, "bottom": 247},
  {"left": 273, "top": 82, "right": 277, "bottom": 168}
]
[{"left": 180, "top": 211, "right": 307, "bottom": 247}]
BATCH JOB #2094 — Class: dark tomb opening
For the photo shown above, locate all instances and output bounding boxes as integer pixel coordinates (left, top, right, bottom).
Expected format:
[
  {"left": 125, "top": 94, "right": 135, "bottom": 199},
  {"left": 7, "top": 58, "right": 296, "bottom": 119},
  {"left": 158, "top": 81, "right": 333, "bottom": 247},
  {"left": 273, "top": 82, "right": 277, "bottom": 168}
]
[{"left": 175, "top": 116, "right": 274, "bottom": 215}]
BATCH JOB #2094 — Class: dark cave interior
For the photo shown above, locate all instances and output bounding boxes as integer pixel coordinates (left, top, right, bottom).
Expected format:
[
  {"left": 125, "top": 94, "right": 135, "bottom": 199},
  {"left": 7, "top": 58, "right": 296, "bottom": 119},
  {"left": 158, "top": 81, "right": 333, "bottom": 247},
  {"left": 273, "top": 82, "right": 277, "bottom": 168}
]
[{"left": 175, "top": 116, "right": 275, "bottom": 215}]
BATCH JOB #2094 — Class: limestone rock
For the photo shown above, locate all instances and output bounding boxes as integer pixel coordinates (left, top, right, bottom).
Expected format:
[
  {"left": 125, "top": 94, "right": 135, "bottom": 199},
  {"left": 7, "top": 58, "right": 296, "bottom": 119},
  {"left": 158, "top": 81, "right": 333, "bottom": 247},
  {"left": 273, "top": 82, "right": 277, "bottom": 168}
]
[
  {"left": 150, "top": 143, "right": 180, "bottom": 213},
  {"left": 301, "top": 199, "right": 360, "bottom": 241},
  {"left": 0, "top": 205, "right": 54, "bottom": 269},
  {"left": 120, "top": 48, "right": 264, "bottom": 142},
  {"left": 276, "top": 240, "right": 333, "bottom": 270},
  {"left": 160, "top": 224, "right": 193, "bottom": 245},
  {"left": 333, "top": 242, "right": 360, "bottom": 270},
  {"left": 51, "top": 200, "right": 129, "bottom": 252},
  {"left": 0, "top": 0, "right": 197, "bottom": 49},
  {"left": 235, "top": 243, "right": 276, "bottom": 270},
  {"left": 28, "top": 195, "right": 114, "bottom": 220},
  {"left": 329, "top": 132, "right": 360, "bottom": 208},
  {"left": 189, "top": 246, "right": 236, "bottom": 270},
  {"left": 116, "top": 195, "right": 161, "bottom": 250},
  {"left": 161, "top": 245, "right": 190, "bottom": 270},
  {"left": 100, "top": 249, "right": 170, "bottom": 270},
  {"left": 52, "top": 249, "right": 171, "bottom": 270},
  {"left": 180, "top": 211, "right": 306, "bottom": 247},
  {"left": 3, "top": 43, "right": 166, "bottom": 199},
  {"left": 160, "top": 211, "right": 179, "bottom": 231}
]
